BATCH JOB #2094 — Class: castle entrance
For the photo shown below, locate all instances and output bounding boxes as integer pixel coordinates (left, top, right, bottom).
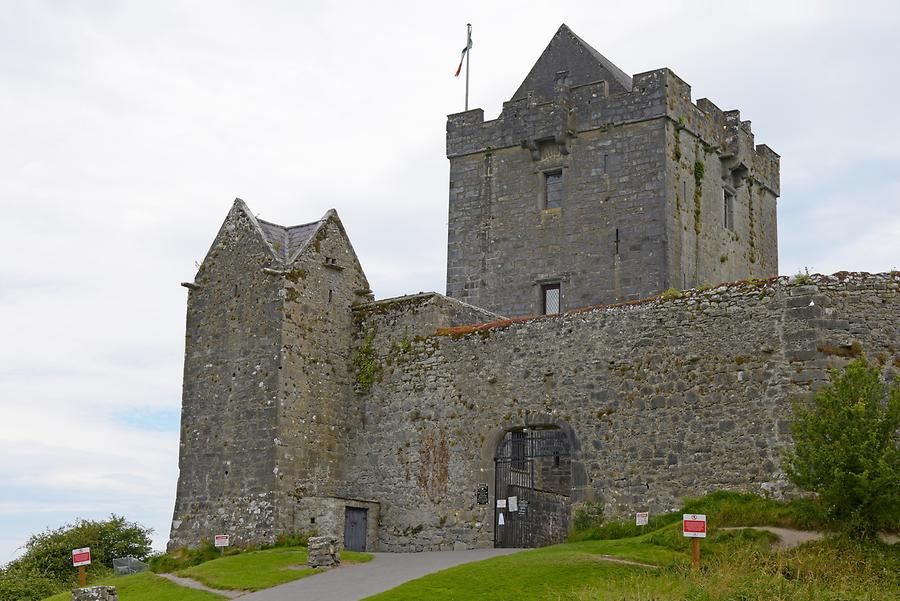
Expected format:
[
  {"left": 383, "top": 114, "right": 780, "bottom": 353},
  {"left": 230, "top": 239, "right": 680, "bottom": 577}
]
[{"left": 494, "top": 427, "right": 571, "bottom": 548}]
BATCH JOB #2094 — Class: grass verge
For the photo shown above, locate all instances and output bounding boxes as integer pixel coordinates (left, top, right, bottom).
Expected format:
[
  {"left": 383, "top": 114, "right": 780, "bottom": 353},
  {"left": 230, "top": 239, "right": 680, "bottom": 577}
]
[
  {"left": 175, "top": 546, "right": 372, "bottom": 591},
  {"left": 41, "top": 572, "right": 224, "bottom": 601}
]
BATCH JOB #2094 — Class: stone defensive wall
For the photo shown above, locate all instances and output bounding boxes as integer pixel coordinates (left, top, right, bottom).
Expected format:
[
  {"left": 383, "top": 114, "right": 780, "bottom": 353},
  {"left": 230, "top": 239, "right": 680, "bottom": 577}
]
[{"left": 349, "top": 273, "right": 898, "bottom": 551}]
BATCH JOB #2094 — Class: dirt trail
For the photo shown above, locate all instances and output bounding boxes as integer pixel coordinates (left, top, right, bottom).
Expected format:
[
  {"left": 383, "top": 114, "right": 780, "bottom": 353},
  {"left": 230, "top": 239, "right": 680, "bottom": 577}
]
[
  {"left": 158, "top": 572, "right": 245, "bottom": 598},
  {"left": 723, "top": 527, "right": 899, "bottom": 550}
]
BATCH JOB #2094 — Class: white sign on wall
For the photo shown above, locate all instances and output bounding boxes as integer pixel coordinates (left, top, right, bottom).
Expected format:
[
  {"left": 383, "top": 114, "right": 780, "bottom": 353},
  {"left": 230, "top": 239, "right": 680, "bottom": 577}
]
[
  {"left": 496, "top": 499, "right": 506, "bottom": 509},
  {"left": 507, "top": 496, "right": 518, "bottom": 513},
  {"left": 635, "top": 512, "right": 649, "bottom": 526},
  {"left": 214, "top": 534, "right": 230, "bottom": 547}
]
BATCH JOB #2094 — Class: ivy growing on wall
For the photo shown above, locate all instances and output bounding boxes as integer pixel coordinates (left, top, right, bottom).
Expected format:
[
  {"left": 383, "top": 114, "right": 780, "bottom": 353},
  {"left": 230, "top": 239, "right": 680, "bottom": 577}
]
[
  {"left": 353, "top": 326, "right": 381, "bottom": 392},
  {"left": 693, "top": 158, "right": 705, "bottom": 235}
]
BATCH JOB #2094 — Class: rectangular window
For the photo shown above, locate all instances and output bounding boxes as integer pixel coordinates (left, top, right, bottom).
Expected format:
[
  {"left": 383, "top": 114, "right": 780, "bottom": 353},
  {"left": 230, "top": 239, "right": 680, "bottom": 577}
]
[
  {"left": 544, "top": 170, "right": 563, "bottom": 209},
  {"left": 542, "top": 283, "right": 561, "bottom": 315},
  {"left": 723, "top": 189, "right": 735, "bottom": 231}
]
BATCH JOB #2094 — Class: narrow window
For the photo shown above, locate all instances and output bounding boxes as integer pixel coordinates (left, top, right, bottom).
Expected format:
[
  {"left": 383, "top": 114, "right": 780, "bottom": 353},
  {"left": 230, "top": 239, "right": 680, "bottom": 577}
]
[
  {"left": 723, "top": 189, "right": 735, "bottom": 230},
  {"left": 603, "top": 154, "right": 608, "bottom": 173},
  {"left": 542, "top": 283, "right": 561, "bottom": 315},
  {"left": 544, "top": 170, "right": 563, "bottom": 209},
  {"left": 615, "top": 228, "right": 620, "bottom": 256},
  {"left": 328, "top": 289, "right": 334, "bottom": 303}
]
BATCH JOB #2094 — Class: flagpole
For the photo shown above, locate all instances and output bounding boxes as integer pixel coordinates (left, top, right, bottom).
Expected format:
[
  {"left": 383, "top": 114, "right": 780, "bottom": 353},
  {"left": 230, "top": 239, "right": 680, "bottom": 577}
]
[{"left": 465, "top": 23, "right": 471, "bottom": 111}]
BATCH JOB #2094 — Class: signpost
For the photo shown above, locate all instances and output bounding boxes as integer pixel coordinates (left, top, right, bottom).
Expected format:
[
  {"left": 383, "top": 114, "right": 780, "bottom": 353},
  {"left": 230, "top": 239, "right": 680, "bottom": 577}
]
[
  {"left": 214, "top": 534, "right": 230, "bottom": 556},
  {"left": 682, "top": 514, "right": 707, "bottom": 570},
  {"left": 72, "top": 547, "right": 91, "bottom": 587},
  {"left": 635, "top": 512, "right": 649, "bottom": 527}
]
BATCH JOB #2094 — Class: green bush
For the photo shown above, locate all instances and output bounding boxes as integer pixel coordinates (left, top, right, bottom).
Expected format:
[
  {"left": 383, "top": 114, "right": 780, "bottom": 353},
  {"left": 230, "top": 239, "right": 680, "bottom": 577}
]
[
  {"left": 0, "top": 515, "right": 151, "bottom": 601},
  {"left": 0, "top": 569, "right": 59, "bottom": 601},
  {"left": 681, "top": 490, "right": 826, "bottom": 530},
  {"left": 151, "top": 543, "right": 226, "bottom": 573},
  {"left": 274, "top": 530, "right": 316, "bottom": 548},
  {"left": 572, "top": 501, "right": 604, "bottom": 532},
  {"left": 783, "top": 359, "right": 900, "bottom": 538}
]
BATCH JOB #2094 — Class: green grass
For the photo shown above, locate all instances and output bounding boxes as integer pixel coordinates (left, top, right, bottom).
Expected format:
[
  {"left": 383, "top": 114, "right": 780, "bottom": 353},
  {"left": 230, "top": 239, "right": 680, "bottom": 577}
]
[
  {"left": 175, "top": 546, "right": 372, "bottom": 592},
  {"left": 365, "top": 492, "right": 898, "bottom": 601},
  {"left": 365, "top": 530, "right": 898, "bottom": 601},
  {"left": 41, "top": 572, "right": 224, "bottom": 601},
  {"left": 363, "top": 531, "right": 694, "bottom": 601},
  {"left": 571, "top": 491, "right": 826, "bottom": 542}
]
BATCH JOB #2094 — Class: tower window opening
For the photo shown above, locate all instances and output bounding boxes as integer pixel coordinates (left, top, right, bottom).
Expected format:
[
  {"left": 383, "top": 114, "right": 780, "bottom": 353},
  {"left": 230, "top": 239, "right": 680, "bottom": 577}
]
[
  {"left": 544, "top": 170, "right": 563, "bottom": 209},
  {"left": 724, "top": 189, "right": 735, "bottom": 231},
  {"left": 542, "top": 283, "right": 561, "bottom": 315}
]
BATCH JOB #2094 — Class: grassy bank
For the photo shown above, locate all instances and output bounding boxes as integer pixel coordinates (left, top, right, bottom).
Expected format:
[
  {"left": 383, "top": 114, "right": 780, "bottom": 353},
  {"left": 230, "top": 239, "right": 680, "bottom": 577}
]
[
  {"left": 175, "top": 546, "right": 372, "bottom": 591},
  {"left": 40, "top": 545, "right": 373, "bottom": 600},
  {"left": 41, "top": 572, "right": 223, "bottom": 601},
  {"left": 366, "top": 493, "right": 898, "bottom": 601}
]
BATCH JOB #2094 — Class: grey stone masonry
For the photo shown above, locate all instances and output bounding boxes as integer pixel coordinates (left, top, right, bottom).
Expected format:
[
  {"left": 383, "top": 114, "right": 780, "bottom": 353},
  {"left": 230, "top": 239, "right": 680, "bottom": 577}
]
[
  {"left": 169, "top": 27, "right": 895, "bottom": 561},
  {"left": 307, "top": 536, "right": 341, "bottom": 568},
  {"left": 72, "top": 587, "right": 118, "bottom": 601},
  {"left": 446, "top": 24, "right": 779, "bottom": 317},
  {"left": 349, "top": 272, "right": 897, "bottom": 551}
]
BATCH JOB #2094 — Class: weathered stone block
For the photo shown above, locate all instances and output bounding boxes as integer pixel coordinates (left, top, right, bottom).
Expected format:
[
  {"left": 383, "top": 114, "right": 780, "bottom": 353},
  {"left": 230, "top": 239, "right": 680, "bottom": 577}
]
[
  {"left": 307, "top": 536, "right": 341, "bottom": 568},
  {"left": 72, "top": 586, "right": 118, "bottom": 601}
]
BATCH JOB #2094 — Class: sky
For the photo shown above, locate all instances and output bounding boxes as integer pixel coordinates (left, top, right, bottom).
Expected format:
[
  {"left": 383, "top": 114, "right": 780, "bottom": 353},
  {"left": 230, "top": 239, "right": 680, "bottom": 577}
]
[{"left": 1, "top": 0, "right": 899, "bottom": 564}]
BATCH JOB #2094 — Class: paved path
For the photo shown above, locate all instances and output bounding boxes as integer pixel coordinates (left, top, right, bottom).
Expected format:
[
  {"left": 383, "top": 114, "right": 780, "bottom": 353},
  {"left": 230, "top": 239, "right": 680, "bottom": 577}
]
[{"left": 240, "top": 549, "right": 521, "bottom": 601}]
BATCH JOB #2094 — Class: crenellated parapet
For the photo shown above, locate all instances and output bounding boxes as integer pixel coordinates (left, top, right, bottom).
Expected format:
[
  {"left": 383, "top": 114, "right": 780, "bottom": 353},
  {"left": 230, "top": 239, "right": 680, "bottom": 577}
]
[{"left": 446, "top": 69, "right": 669, "bottom": 159}]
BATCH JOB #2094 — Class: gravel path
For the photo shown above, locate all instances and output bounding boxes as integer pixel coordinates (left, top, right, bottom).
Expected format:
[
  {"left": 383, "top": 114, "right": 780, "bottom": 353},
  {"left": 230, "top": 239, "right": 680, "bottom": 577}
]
[{"left": 238, "top": 549, "right": 521, "bottom": 601}]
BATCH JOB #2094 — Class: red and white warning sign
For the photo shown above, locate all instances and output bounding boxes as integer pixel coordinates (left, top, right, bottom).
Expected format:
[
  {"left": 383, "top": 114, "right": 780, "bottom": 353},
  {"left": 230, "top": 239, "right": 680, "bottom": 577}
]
[
  {"left": 214, "top": 534, "right": 230, "bottom": 547},
  {"left": 72, "top": 547, "right": 91, "bottom": 567},
  {"left": 682, "top": 514, "right": 707, "bottom": 538}
]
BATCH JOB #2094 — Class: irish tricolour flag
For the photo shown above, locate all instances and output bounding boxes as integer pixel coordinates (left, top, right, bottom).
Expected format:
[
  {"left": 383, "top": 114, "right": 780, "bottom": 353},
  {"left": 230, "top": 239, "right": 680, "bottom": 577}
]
[{"left": 455, "top": 24, "right": 473, "bottom": 76}]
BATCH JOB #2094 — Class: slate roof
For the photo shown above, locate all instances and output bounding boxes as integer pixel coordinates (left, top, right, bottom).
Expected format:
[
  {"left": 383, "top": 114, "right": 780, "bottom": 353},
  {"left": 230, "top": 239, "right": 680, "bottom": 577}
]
[
  {"left": 511, "top": 24, "right": 632, "bottom": 101},
  {"left": 256, "top": 217, "right": 321, "bottom": 263}
]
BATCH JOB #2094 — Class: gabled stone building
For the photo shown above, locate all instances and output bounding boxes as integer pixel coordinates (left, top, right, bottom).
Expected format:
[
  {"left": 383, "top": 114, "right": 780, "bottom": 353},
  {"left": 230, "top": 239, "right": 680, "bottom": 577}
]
[{"left": 169, "top": 26, "right": 897, "bottom": 553}]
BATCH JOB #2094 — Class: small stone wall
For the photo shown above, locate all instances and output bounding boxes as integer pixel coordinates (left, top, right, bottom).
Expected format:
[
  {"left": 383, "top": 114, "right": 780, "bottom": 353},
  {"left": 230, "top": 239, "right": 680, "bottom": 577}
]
[
  {"left": 73, "top": 586, "right": 118, "bottom": 601},
  {"left": 307, "top": 536, "right": 340, "bottom": 568}
]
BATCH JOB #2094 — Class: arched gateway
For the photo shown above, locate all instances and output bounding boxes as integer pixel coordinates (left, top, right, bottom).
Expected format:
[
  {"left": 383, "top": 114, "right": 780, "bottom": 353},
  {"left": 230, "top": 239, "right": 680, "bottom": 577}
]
[{"left": 494, "top": 427, "right": 572, "bottom": 547}]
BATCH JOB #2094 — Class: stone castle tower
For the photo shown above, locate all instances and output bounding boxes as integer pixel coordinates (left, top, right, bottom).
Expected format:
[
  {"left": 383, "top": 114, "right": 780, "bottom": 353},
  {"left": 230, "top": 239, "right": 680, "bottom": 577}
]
[
  {"left": 167, "top": 26, "right": 900, "bottom": 556},
  {"left": 446, "top": 24, "right": 780, "bottom": 317}
]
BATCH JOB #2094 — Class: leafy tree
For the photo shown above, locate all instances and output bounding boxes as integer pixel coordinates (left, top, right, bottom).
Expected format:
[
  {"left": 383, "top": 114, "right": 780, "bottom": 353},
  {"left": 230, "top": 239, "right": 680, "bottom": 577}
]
[
  {"left": 2, "top": 515, "right": 152, "bottom": 591},
  {"left": 783, "top": 359, "right": 900, "bottom": 538}
]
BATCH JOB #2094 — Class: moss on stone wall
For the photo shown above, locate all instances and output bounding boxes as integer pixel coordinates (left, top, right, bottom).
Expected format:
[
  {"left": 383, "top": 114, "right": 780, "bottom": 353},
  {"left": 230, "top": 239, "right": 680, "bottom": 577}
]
[
  {"left": 693, "top": 158, "right": 705, "bottom": 235},
  {"left": 353, "top": 326, "right": 381, "bottom": 392}
]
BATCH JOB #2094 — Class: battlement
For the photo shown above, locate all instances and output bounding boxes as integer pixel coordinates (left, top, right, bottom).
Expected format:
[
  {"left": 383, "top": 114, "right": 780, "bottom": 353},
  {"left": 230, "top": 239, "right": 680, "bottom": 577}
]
[{"left": 447, "top": 65, "right": 778, "bottom": 196}]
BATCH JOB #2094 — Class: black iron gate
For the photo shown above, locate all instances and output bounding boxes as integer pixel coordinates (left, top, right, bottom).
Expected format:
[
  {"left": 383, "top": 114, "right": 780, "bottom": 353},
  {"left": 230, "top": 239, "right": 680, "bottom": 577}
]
[{"left": 494, "top": 428, "right": 571, "bottom": 548}]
